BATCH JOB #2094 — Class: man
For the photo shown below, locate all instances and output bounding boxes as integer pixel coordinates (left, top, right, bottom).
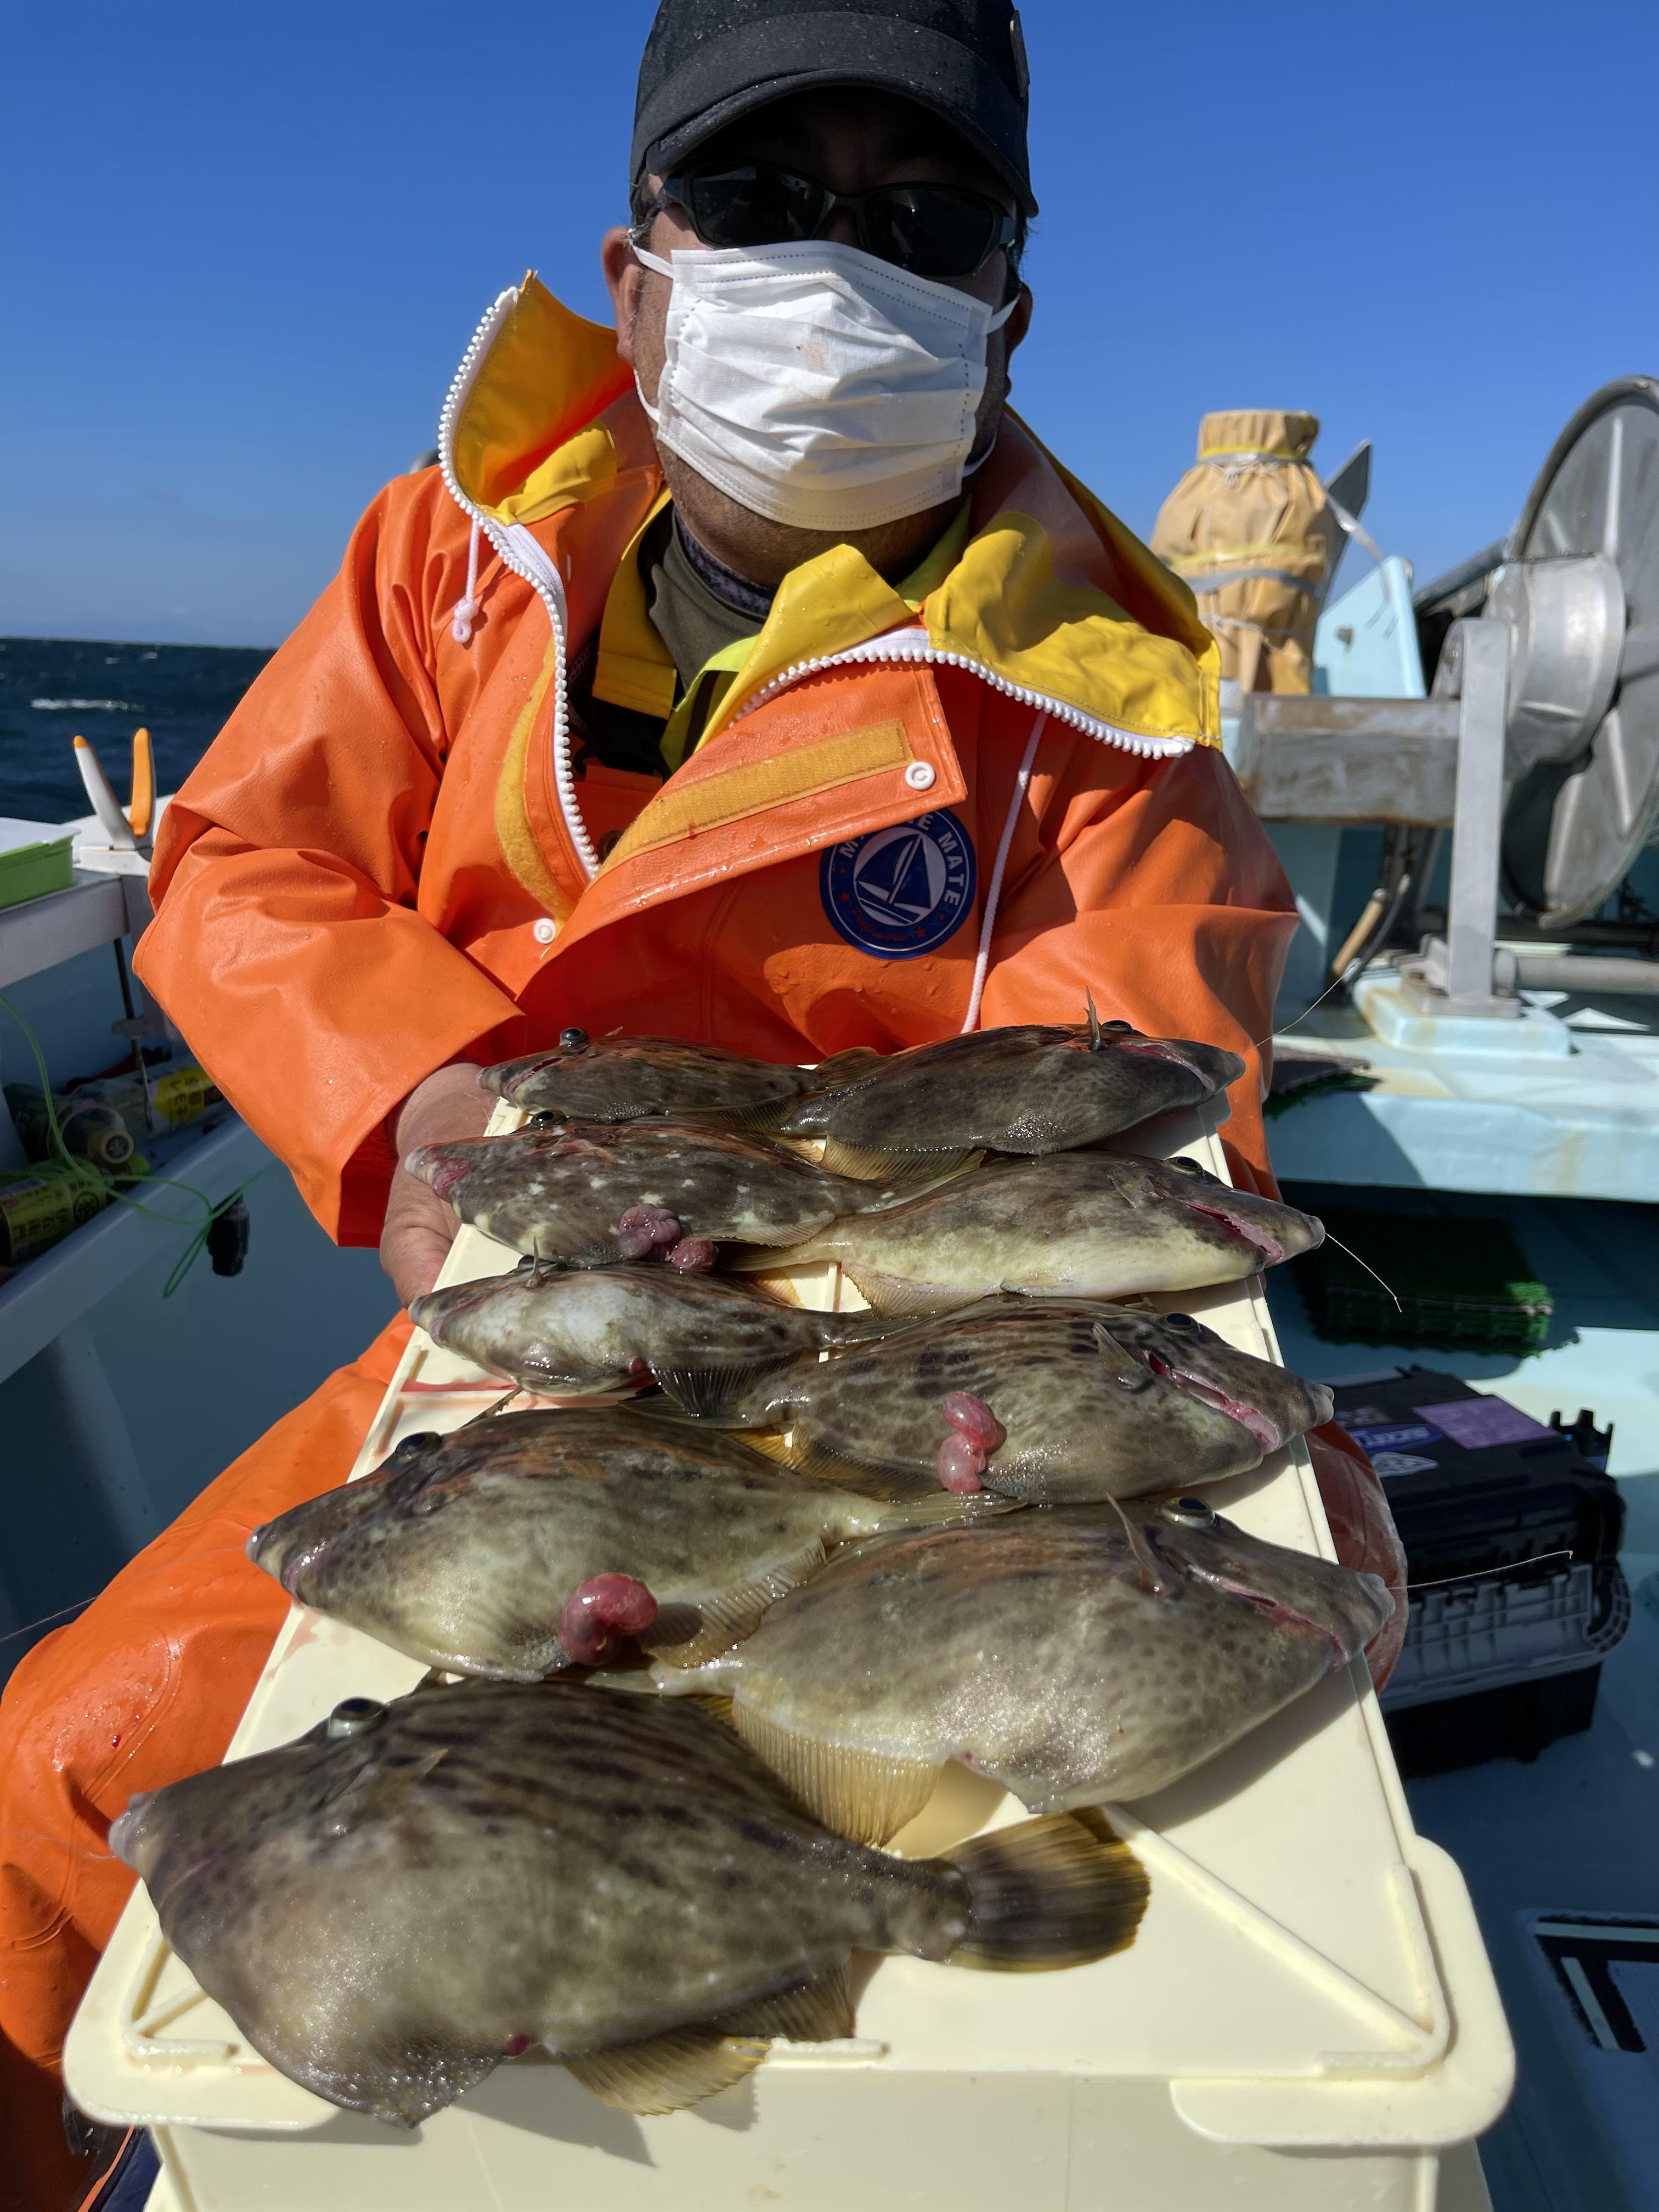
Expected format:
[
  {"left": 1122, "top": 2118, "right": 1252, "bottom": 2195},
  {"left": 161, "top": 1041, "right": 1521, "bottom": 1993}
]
[{"left": 0, "top": 0, "right": 1406, "bottom": 2167}]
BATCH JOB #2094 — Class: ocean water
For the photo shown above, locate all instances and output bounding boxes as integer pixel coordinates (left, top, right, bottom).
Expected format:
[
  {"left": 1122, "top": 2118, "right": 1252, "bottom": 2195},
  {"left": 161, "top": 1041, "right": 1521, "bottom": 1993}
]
[{"left": 0, "top": 636, "right": 270, "bottom": 825}]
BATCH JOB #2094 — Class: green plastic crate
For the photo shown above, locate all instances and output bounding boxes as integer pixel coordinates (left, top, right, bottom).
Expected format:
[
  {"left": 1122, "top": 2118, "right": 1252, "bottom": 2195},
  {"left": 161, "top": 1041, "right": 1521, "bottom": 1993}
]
[
  {"left": 1294, "top": 1207, "right": 1553, "bottom": 1355},
  {"left": 0, "top": 820, "right": 75, "bottom": 912}
]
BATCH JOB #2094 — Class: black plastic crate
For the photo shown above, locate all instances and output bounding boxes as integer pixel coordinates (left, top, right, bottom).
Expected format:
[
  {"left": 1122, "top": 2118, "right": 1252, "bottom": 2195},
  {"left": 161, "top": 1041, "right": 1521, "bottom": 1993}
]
[{"left": 1385, "top": 1663, "right": 1602, "bottom": 1778}]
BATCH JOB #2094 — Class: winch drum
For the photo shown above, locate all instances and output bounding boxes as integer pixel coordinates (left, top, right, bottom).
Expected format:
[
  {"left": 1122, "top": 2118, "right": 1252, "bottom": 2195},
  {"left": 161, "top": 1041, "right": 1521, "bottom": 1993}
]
[{"left": 1489, "top": 377, "right": 1659, "bottom": 925}]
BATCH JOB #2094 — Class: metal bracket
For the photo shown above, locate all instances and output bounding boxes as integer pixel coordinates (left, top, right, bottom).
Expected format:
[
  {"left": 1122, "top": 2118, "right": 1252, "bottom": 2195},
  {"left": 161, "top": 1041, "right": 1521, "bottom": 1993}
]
[{"left": 1400, "top": 619, "right": 1517, "bottom": 1016}]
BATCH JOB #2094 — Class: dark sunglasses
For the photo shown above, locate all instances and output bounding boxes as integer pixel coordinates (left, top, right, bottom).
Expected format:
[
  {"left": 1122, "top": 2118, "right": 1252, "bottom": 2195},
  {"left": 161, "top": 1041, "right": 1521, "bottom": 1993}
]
[{"left": 646, "top": 161, "right": 1019, "bottom": 281}]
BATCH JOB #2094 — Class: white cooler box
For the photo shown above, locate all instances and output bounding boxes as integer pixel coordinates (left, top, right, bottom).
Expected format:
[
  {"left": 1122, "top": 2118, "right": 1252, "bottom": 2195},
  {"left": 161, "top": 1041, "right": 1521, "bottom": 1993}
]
[{"left": 66, "top": 1104, "right": 1514, "bottom": 2210}]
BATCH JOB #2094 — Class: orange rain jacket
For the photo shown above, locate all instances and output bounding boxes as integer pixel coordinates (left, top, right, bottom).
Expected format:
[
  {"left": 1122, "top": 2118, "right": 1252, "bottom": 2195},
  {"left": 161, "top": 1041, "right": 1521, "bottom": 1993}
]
[{"left": 0, "top": 277, "right": 1406, "bottom": 2104}]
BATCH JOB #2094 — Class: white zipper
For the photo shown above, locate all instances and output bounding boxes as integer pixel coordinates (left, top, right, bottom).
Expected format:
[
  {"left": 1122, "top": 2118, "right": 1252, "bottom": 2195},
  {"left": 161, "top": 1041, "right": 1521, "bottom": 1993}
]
[
  {"left": 732, "top": 626, "right": 1197, "bottom": 760},
  {"left": 437, "top": 287, "right": 599, "bottom": 881},
  {"left": 436, "top": 285, "right": 518, "bottom": 497}
]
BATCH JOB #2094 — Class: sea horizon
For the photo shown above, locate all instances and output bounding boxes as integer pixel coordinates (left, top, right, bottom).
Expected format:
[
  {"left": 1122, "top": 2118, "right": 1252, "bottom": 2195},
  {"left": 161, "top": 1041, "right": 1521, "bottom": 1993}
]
[{"left": 0, "top": 635, "right": 272, "bottom": 823}]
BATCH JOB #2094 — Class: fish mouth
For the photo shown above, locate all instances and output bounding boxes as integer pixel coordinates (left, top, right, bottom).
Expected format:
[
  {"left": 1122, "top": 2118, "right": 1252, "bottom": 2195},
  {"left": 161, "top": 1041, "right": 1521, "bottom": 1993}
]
[
  {"left": 1146, "top": 1353, "right": 1283, "bottom": 1452},
  {"left": 408, "top": 1279, "right": 506, "bottom": 1342},
  {"left": 247, "top": 1514, "right": 346, "bottom": 1601},
  {"left": 108, "top": 1796, "right": 153, "bottom": 1871},
  {"left": 109, "top": 1799, "right": 212, "bottom": 1910},
  {"left": 1181, "top": 1561, "right": 1352, "bottom": 1666},
  {"left": 1183, "top": 1198, "right": 1284, "bottom": 1271},
  {"left": 405, "top": 1146, "right": 470, "bottom": 1202},
  {"left": 1107, "top": 1036, "right": 1223, "bottom": 1093}
]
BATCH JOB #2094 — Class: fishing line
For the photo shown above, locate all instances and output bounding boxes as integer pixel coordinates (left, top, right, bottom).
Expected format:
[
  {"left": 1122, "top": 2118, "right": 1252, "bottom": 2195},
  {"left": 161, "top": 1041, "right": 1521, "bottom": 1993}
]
[
  {"left": 1251, "top": 961, "right": 1368, "bottom": 1056},
  {"left": 0, "top": 1543, "right": 257, "bottom": 1649},
  {"left": 1245, "top": 977, "right": 1404, "bottom": 1311},
  {"left": 1407, "top": 1549, "right": 1573, "bottom": 1595},
  {"left": 0, "top": 989, "right": 259, "bottom": 1296},
  {"left": 0, "top": 1595, "right": 97, "bottom": 1646},
  {"left": 1318, "top": 1228, "right": 1402, "bottom": 1313}
]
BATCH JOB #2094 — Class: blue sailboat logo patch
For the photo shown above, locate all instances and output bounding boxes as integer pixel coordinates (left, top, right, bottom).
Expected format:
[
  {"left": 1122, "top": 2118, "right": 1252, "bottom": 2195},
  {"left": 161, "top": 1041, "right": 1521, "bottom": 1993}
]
[{"left": 820, "top": 810, "right": 977, "bottom": 958}]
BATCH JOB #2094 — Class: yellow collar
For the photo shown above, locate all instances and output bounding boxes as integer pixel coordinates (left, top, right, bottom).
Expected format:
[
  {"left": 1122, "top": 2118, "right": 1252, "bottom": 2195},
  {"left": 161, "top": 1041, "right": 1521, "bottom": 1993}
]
[{"left": 444, "top": 274, "right": 1219, "bottom": 757}]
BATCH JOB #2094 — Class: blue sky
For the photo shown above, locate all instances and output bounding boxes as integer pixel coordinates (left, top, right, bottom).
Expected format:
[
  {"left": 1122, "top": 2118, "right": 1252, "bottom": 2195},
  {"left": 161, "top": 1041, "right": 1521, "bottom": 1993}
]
[{"left": 3, "top": 0, "right": 1655, "bottom": 646}]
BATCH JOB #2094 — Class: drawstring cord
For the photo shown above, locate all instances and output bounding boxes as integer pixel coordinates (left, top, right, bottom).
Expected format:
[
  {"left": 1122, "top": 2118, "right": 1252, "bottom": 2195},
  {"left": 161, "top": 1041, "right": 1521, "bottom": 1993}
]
[
  {"left": 451, "top": 517, "right": 483, "bottom": 644},
  {"left": 961, "top": 709, "right": 1047, "bottom": 1034}
]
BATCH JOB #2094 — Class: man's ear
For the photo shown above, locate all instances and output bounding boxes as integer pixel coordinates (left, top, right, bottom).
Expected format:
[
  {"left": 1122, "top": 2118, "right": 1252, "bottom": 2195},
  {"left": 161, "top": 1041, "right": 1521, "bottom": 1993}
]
[{"left": 601, "top": 227, "right": 642, "bottom": 364}]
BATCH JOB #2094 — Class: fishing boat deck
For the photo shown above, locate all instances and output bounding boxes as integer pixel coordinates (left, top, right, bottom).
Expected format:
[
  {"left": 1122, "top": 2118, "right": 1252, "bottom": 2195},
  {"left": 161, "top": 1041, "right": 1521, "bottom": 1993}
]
[{"left": 1268, "top": 1198, "right": 1659, "bottom": 2212}]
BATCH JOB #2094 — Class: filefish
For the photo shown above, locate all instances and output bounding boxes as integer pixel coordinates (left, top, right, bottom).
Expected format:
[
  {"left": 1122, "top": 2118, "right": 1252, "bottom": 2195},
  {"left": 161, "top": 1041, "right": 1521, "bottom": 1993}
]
[
  {"left": 663, "top": 1502, "right": 1392, "bottom": 1843},
  {"left": 110, "top": 1681, "right": 1149, "bottom": 2125},
  {"left": 719, "top": 1297, "right": 1335, "bottom": 1500},
  {"left": 729, "top": 1152, "right": 1324, "bottom": 1311},
  {"left": 481, "top": 1028, "right": 875, "bottom": 1125},
  {"left": 410, "top": 1260, "right": 900, "bottom": 1415},
  {"left": 405, "top": 1120, "right": 927, "bottom": 1271},
  {"left": 247, "top": 1409, "right": 1005, "bottom": 1679},
  {"left": 779, "top": 1013, "right": 1246, "bottom": 1178}
]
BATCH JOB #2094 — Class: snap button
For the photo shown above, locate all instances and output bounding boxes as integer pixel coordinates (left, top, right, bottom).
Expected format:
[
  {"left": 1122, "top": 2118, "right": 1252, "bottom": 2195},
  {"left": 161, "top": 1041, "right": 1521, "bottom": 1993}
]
[
  {"left": 532, "top": 917, "right": 557, "bottom": 945},
  {"left": 904, "top": 760, "right": 936, "bottom": 792}
]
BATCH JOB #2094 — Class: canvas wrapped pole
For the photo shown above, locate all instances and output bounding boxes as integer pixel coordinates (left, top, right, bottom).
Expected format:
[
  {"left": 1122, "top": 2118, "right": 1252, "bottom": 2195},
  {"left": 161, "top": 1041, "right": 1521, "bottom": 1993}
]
[{"left": 1152, "top": 410, "right": 1340, "bottom": 697}]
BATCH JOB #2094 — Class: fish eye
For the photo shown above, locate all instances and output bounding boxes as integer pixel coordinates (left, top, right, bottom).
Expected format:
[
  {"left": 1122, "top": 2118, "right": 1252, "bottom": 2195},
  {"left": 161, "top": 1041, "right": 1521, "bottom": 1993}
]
[
  {"left": 326, "top": 1697, "right": 388, "bottom": 1739},
  {"left": 1104, "top": 1019, "right": 1136, "bottom": 1034},
  {"left": 558, "top": 1028, "right": 590, "bottom": 1050},
  {"left": 1163, "top": 1313, "right": 1197, "bottom": 1330},
  {"left": 1164, "top": 1497, "right": 1217, "bottom": 1526},
  {"left": 391, "top": 1430, "right": 441, "bottom": 1457},
  {"left": 530, "top": 1110, "right": 562, "bottom": 1128},
  {"left": 1165, "top": 1157, "right": 1217, "bottom": 1183}
]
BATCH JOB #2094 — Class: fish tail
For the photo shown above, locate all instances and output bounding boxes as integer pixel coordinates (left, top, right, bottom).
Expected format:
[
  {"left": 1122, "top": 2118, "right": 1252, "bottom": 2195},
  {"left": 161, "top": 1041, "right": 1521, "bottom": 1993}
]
[{"left": 941, "top": 1810, "right": 1149, "bottom": 1971}]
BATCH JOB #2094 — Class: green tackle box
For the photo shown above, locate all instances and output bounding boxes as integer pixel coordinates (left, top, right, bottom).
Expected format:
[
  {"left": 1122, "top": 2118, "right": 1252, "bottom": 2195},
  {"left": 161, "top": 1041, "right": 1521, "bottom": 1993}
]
[{"left": 0, "top": 819, "right": 76, "bottom": 912}]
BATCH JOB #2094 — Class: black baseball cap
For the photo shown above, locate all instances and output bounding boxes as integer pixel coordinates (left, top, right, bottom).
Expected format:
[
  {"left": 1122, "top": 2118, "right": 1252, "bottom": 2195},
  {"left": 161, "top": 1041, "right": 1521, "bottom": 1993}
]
[{"left": 631, "top": 0, "right": 1036, "bottom": 217}]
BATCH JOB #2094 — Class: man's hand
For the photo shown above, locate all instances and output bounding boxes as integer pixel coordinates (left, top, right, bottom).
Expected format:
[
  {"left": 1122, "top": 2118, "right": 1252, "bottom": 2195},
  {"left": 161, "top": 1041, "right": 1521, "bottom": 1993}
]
[{"left": 381, "top": 1064, "right": 494, "bottom": 1306}]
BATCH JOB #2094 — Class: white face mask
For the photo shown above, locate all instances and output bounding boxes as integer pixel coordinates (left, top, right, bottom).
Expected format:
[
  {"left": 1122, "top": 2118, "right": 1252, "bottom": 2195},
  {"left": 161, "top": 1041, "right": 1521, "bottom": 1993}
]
[{"left": 633, "top": 236, "right": 1017, "bottom": 534}]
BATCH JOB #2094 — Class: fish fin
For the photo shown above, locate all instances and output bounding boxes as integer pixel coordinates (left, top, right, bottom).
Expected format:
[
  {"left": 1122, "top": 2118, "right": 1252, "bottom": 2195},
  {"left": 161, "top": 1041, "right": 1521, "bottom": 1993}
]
[
  {"left": 731, "top": 1704, "right": 938, "bottom": 1845},
  {"left": 819, "top": 1139, "right": 981, "bottom": 1184},
  {"left": 724, "top": 1243, "right": 820, "bottom": 1276},
  {"left": 645, "top": 1542, "right": 826, "bottom": 1668},
  {"left": 731, "top": 1426, "right": 796, "bottom": 1466},
  {"left": 943, "top": 1808, "right": 1149, "bottom": 1972},
  {"left": 816, "top": 1305, "right": 916, "bottom": 1344},
  {"left": 689, "top": 1692, "right": 737, "bottom": 1727},
  {"left": 837, "top": 1267, "right": 967, "bottom": 1317},
  {"left": 718, "top": 1097, "right": 798, "bottom": 1135},
  {"left": 782, "top": 1436, "right": 1013, "bottom": 1515},
  {"left": 809, "top": 1046, "right": 887, "bottom": 1090},
  {"left": 317, "top": 1747, "right": 447, "bottom": 1830},
  {"left": 647, "top": 1358, "right": 788, "bottom": 1421},
  {"left": 714, "top": 1961, "right": 854, "bottom": 2043},
  {"left": 880, "top": 1488, "right": 1021, "bottom": 1529},
  {"left": 777, "top": 1432, "right": 921, "bottom": 1489},
  {"left": 563, "top": 2027, "right": 770, "bottom": 2115},
  {"left": 1090, "top": 1322, "right": 1156, "bottom": 1391}
]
